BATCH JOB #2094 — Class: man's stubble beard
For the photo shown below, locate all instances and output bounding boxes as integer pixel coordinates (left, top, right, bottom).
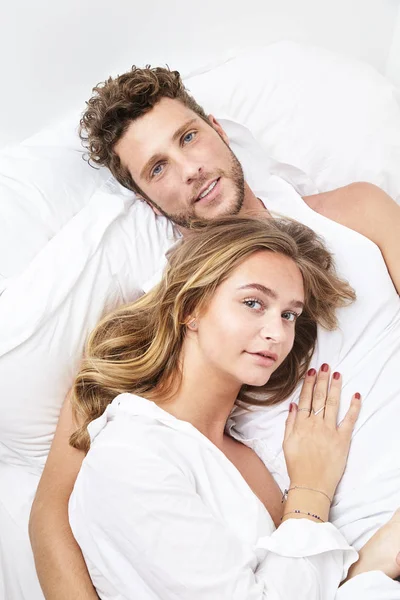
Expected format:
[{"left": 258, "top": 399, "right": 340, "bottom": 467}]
[{"left": 150, "top": 145, "right": 245, "bottom": 229}]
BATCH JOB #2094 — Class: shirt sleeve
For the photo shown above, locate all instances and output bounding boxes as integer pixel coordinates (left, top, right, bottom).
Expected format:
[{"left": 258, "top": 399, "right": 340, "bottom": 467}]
[
  {"left": 336, "top": 570, "right": 400, "bottom": 599},
  {"left": 69, "top": 441, "right": 360, "bottom": 600}
]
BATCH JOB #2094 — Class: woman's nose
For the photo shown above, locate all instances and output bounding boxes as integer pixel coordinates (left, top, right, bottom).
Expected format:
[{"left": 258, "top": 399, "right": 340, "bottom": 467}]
[{"left": 260, "top": 316, "right": 285, "bottom": 342}]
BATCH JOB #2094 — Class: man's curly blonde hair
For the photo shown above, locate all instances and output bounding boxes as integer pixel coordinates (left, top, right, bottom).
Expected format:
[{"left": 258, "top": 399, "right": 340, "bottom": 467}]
[{"left": 79, "top": 66, "right": 209, "bottom": 193}]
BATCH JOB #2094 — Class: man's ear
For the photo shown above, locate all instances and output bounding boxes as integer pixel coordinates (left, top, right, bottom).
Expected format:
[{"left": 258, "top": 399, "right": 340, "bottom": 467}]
[{"left": 208, "top": 114, "right": 230, "bottom": 145}]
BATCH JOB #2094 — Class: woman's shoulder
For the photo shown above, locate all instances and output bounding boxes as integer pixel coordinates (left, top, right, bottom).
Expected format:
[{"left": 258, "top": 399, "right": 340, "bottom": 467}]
[
  {"left": 83, "top": 393, "right": 199, "bottom": 475},
  {"left": 87, "top": 393, "right": 178, "bottom": 443}
]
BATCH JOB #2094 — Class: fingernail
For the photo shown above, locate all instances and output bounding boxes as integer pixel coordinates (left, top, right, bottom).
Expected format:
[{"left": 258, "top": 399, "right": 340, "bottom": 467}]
[
  {"left": 308, "top": 368, "right": 316, "bottom": 376},
  {"left": 333, "top": 372, "right": 340, "bottom": 380},
  {"left": 355, "top": 392, "right": 361, "bottom": 400},
  {"left": 289, "top": 403, "right": 294, "bottom": 412},
  {"left": 321, "top": 363, "right": 329, "bottom": 372}
]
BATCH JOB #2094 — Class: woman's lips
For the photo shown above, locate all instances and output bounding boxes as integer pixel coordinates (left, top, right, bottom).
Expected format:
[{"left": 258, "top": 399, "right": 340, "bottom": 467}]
[{"left": 246, "top": 351, "right": 277, "bottom": 367}]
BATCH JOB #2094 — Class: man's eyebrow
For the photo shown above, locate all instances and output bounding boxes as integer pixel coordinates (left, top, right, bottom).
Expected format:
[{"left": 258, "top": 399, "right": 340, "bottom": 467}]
[
  {"left": 140, "top": 153, "right": 164, "bottom": 180},
  {"left": 172, "top": 118, "right": 198, "bottom": 143},
  {"left": 238, "top": 283, "right": 304, "bottom": 310},
  {"left": 139, "top": 118, "right": 199, "bottom": 180}
]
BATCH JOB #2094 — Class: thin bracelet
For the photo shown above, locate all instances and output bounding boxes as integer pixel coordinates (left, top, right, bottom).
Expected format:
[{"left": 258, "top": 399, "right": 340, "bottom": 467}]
[
  {"left": 281, "top": 510, "right": 325, "bottom": 523},
  {"left": 281, "top": 486, "right": 332, "bottom": 504}
]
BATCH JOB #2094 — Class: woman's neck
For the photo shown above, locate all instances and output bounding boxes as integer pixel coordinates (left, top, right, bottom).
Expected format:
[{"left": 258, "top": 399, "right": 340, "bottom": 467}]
[{"left": 154, "top": 352, "right": 241, "bottom": 449}]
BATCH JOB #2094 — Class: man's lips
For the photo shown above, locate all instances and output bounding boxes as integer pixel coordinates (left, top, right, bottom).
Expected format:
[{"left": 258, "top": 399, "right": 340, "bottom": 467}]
[{"left": 194, "top": 178, "right": 220, "bottom": 203}]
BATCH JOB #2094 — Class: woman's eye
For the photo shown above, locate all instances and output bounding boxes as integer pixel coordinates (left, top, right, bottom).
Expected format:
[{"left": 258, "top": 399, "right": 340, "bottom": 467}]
[
  {"left": 282, "top": 311, "right": 298, "bottom": 322},
  {"left": 243, "top": 298, "right": 263, "bottom": 311},
  {"left": 151, "top": 163, "right": 164, "bottom": 177},
  {"left": 183, "top": 131, "right": 196, "bottom": 144}
]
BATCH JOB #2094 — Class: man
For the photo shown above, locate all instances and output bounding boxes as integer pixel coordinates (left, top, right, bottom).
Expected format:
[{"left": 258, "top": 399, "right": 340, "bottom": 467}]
[{"left": 29, "top": 66, "right": 400, "bottom": 599}]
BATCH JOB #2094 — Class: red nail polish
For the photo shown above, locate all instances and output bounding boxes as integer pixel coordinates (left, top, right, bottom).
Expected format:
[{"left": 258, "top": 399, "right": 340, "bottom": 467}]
[
  {"left": 289, "top": 403, "right": 294, "bottom": 412},
  {"left": 355, "top": 392, "right": 361, "bottom": 400},
  {"left": 321, "top": 363, "right": 329, "bottom": 372},
  {"left": 308, "top": 368, "right": 316, "bottom": 376},
  {"left": 333, "top": 372, "right": 340, "bottom": 380}
]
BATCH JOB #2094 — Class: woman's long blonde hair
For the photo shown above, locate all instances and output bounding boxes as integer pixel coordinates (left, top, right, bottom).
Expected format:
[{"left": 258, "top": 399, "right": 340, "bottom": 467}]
[{"left": 70, "top": 216, "right": 355, "bottom": 451}]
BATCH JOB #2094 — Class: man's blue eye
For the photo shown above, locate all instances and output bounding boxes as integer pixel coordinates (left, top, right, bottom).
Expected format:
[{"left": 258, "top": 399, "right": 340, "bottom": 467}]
[{"left": 183, "top": 132, "right": 195, "bottom": 144}]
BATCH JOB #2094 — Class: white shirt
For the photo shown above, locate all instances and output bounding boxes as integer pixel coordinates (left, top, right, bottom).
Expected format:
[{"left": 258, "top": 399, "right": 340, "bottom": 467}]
[{"left": 69, "top": 393, "right": 395, "bottom": 600}]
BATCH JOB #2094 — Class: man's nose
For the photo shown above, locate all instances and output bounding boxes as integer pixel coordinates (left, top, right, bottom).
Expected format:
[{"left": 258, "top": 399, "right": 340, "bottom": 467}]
[{"left": 178, "top": 157, "right": 203, "bottom": 183}]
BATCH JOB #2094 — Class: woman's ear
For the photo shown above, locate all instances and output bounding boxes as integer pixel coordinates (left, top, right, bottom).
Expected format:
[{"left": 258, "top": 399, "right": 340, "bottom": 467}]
[
  {"left": 185, "top": 316, "right": 198, "bottom": 331},
  {"left": 208, "top": 115, "right": 230, "bottom": 145}
]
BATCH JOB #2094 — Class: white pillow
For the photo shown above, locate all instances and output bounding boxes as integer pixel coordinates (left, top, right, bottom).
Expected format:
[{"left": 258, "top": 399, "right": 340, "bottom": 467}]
[
  {"left": 185, "top": 41, "right": 400, "bottom": 202},
  {"left": 0, "top": 178, "right": 177, "bottom": 467},
  {"left": 0, "top": 120, "right": 108, "bottom": 281}
]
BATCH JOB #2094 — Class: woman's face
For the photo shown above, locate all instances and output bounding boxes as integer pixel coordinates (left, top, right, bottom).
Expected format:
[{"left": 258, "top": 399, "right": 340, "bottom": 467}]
[{"left": 192, "top": 251, "right": 305, "bottom": 388}]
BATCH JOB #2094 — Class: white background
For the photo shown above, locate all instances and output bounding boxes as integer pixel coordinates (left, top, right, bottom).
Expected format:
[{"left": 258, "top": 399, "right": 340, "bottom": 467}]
[{"left": 0, "top": 0, "right": 399, "bottom": 148}]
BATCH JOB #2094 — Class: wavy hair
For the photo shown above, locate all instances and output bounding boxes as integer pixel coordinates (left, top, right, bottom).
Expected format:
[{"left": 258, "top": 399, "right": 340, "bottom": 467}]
[
  {"left": 70, "top": 216, "right": 355, "bottom": 451},
  {"left": 79, "top": 66, "right": 208, "bottom": 194}
]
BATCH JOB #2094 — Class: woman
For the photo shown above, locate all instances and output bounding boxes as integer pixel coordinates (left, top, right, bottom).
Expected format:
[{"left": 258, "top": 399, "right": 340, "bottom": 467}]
[{"left": 66, "top": 216, "right": 390, "bottom": 599}]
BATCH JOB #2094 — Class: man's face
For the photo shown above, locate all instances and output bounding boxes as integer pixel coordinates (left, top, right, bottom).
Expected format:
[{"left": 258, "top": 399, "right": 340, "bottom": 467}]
[{"left": 114, "top": 98, "right": 245, "bottom": 228}]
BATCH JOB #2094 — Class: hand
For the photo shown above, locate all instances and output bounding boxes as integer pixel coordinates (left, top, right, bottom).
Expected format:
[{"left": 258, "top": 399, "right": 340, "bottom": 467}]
[
  {"left": 345, "top": 509, "right": 400, "bottom": 581},
  {"left": 283, "top": 365, "right": 361, "bottom": 500}
]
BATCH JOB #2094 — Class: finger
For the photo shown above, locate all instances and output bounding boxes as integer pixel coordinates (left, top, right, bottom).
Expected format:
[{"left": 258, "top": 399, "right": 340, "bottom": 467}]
[
  {"left": 311, "top": 363, "right": 330, "bottom": 417},
  {"left": 324, "top": 371, "right": 342, "bottom": 426},
  {"left": 284, "top": 402, "right": 297, "bottom": 440},
  {"left": 297, "top": 368, "right": 316, "bottom": 416},
  {"left": 338, "top": 393, "right": 361, "bottom": 433}
]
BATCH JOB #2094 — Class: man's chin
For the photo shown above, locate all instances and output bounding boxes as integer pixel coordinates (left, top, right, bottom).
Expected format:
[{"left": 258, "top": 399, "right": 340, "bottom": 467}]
[
  {"left": 205, "top": 198, "right": 243, "bottom": 220},
  {"left": 164, "top": 191, "right": 243, "bottom": 229}
]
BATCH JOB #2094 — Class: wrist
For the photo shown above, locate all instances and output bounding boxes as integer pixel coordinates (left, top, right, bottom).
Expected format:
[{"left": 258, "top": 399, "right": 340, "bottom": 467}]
[
  {"left": 282, "top": 485, "right": 332, "bottom": 504},
  {"left": 281, "top": 483, "right": 331, "bottom": 525},
  {"left": 281, "top": 510, "right": 326, "bottom": 524},
  {"left": 289, "top": 480, "right": 336, "bottom": 501}
]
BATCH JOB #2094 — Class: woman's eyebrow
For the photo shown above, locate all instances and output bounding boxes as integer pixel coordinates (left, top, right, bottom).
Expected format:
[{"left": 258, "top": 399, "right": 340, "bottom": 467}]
[{"left": 238, "top": 283, "right": 304, "bottom": 309}]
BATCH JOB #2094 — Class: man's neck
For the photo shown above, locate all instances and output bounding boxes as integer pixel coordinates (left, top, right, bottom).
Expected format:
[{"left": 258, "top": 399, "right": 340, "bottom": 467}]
[{"left": 240, "top": 182, "right": 266, "bottom": 214}]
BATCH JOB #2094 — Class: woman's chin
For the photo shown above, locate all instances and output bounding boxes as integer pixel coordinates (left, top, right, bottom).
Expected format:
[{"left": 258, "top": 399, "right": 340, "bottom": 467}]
[{"left": 241, "top": 374, "right": 272, "bottom": 387}]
